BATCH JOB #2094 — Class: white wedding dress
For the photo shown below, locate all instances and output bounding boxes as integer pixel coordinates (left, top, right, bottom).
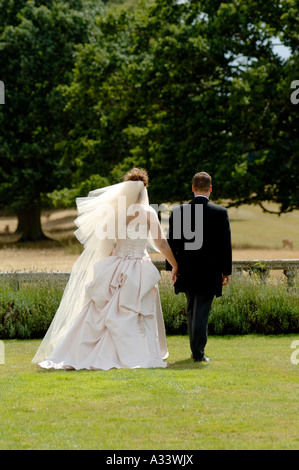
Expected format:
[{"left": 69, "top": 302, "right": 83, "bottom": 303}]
[{"left": 37, "top": 223, "right": 169, "bottom": 370}]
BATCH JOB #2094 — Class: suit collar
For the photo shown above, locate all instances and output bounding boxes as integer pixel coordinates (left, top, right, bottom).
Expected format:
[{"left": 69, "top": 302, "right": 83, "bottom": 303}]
[{"left": 190, "top": 196, "right": 209, "bottom": 204}]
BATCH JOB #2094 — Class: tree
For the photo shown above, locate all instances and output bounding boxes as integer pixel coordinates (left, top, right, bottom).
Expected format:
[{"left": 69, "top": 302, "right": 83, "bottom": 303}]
[
  {"left": 0, "top": 0, "right": 103, "bottom": 241},
  {"left": 222, "top": 0, "right": 299, "bottom": 213},
  {"left": 60, "top": 0, "right": 298, "bottom": 211}
]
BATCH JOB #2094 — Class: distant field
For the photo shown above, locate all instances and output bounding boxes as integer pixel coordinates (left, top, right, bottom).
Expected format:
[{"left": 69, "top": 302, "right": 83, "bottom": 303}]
[
  {"left": 227, "top": 203, "right": 299, "bottom": 250},
  {"left": 0, "top": 203, "right": 298, "bottom": 272}
]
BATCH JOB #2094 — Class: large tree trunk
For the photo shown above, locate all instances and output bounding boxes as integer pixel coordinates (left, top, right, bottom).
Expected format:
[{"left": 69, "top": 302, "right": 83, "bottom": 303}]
[{"left": 15, "top": 197, "right": 47, "bottom": 242}]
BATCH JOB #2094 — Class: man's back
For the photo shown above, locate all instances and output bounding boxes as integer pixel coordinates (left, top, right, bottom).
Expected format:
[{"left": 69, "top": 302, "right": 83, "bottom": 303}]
[{"left": 168, "top": 196, "right": 232, "bottom": 297}]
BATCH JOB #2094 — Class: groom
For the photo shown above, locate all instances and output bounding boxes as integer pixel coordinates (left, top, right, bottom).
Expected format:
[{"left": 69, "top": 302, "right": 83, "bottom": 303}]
[{"left": 167, "top": 172, "right": 232, "bottom": 362}]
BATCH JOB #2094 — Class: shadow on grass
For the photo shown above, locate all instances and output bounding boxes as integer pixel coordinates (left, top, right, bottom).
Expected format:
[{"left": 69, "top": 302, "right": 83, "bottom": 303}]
[
  {"left": 34, "top": 359, "right": 208, "bottom": 372},
  {"left": 168, "top": 358, "right": 209, "bottom": 370}
]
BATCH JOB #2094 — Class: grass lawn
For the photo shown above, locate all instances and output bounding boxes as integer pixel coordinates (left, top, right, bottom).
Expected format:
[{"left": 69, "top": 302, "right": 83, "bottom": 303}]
[{"left": 0, "top": 335, "right": 298, "bottom": 450}]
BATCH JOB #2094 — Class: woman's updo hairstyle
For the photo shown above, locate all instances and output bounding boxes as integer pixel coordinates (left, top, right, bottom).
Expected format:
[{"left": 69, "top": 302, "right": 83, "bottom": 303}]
[{"left": 123, "top": 167, "right": 149, "bottom": 188}]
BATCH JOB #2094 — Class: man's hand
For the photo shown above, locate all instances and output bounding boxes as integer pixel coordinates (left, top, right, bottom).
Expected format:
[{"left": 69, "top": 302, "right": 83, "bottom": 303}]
[{"left": 222, "top": 274, "right": 231, "bottom": 286}]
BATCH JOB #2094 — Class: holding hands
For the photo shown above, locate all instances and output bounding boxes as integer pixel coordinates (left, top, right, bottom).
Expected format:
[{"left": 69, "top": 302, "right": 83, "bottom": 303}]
[
  {"left": 171, "top": 265, "right": 179, "bottom": 284},
  {"left": 222, "top": 274, "right": 231, "bottom": 286}
]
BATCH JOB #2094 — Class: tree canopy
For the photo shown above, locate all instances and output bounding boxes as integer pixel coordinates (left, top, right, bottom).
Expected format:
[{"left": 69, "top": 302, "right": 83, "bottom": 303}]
[
  {"left": 0, "top": 0, "right": 103, "bottom": 239},
  {"left": 0, "top": 0, "right": 298, "bottom": 241},
  {"left": 59, "top": 0, "right": 299, "bottom": 210}
]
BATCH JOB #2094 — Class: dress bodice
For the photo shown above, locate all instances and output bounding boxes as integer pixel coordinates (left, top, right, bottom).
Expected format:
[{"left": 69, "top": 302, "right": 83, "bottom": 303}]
[{"left": 114, "top": 224, "right": 149, "bottom": 259}]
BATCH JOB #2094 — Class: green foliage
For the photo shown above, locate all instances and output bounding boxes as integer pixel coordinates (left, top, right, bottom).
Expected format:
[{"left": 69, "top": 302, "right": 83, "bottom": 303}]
[
  {"left": 1, "top": 0, "right": 298, "bottom": 217},
  {"left": 159, "top": 273, "right": 187, "bottom": 334},
  {"left": 0, "top": 0, "right": 104, "bottom": 238},
  {"left": 44, "top": 174, "right": 110, "bottom": 208},
  {"left": 209, "top": 275, "right": 299, "bottom": 335},
  {"left": 0, "top": 273, "right": 298, "bottom": 339},
  {"left": 58, "top": 0, "right": 299, "bottom": 210},
  {"left": 0, "top": 280, "right": 64, "bottom": 339},
  {"left": 161, "top": 272, "right": 299, "bottom": 335}
]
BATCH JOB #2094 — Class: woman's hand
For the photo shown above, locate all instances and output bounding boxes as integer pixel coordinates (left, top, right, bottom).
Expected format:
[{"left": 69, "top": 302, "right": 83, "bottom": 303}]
[
  {"left": 171, "top": 265, "right": 179, "bottom": 284},
  {"left": 147, "top": 208, "right": 179, "bottom": 284},
  {"left": 222, "top": 274, "right": 231, "bottom": 286}
]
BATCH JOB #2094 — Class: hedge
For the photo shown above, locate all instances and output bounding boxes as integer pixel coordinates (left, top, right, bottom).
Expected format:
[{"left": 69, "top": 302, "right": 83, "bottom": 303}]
[{"left": 0, "top": 272, "right": 298, "bottom": 339}]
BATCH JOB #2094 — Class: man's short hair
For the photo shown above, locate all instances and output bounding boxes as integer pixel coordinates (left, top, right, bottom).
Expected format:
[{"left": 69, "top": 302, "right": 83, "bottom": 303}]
[{"left": 193, "top": 172, "right": 212, "bottom": 192}]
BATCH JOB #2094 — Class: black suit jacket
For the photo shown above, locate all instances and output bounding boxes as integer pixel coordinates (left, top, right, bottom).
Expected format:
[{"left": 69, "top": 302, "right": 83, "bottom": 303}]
[{"left": 167, "top": 196, "right": 232, "bottom": 297}]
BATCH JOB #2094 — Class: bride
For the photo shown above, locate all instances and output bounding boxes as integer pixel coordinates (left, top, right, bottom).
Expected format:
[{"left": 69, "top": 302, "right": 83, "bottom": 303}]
[{"left": 32, "top": 168, "right": 178, "bottom": 370}]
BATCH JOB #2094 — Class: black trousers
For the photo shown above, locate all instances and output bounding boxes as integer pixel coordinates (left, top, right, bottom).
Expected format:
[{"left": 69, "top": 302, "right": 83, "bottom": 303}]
[{"left": 185, "top": 291, "right": 214, "bottom": 360}]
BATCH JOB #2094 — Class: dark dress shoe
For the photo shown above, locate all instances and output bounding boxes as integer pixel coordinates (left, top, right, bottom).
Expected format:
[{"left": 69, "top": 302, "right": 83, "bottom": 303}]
[{"left": 194, "top": 356, "right": 210, "bottom": 362}]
